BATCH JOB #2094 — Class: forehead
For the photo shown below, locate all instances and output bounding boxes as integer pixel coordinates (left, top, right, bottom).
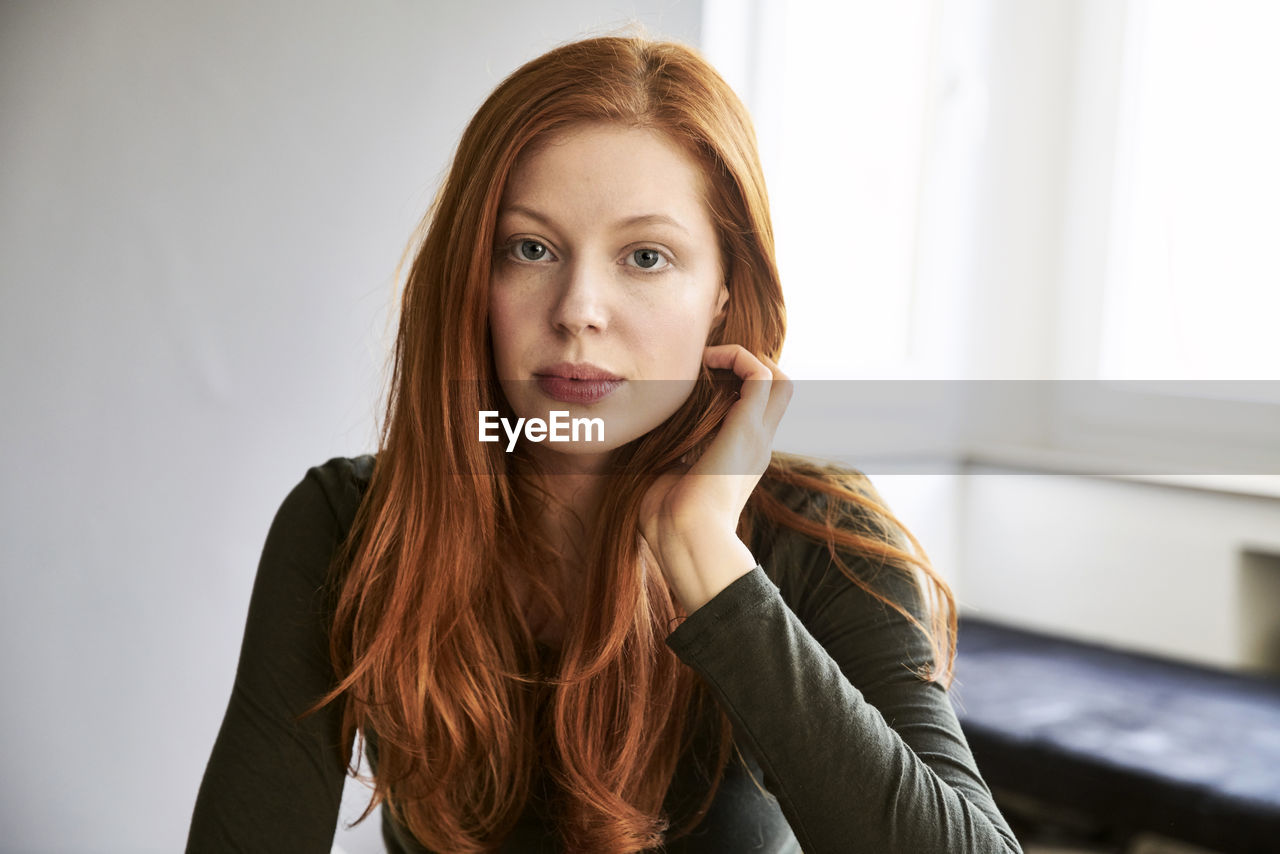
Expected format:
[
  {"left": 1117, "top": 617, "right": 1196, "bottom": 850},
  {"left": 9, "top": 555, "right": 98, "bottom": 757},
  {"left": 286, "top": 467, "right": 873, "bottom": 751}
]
[{"left": 499, "top": 122, "right": 712, "bottom": 224}]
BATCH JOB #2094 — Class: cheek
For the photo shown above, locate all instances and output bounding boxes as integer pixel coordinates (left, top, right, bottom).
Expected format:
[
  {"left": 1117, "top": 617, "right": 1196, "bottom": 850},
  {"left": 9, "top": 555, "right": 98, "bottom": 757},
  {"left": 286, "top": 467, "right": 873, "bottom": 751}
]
[
  {"left": 639, "top": 301, "right": 718, "bottom": 368},
  {"left": 487, "top": 290, "right": 522, "bottom": 369},
  {"left": 488, "top": 296, "right": 508, "bottom": 339},
  {"left": 489, "top": 272, "right": 544, "bottom": 336}
]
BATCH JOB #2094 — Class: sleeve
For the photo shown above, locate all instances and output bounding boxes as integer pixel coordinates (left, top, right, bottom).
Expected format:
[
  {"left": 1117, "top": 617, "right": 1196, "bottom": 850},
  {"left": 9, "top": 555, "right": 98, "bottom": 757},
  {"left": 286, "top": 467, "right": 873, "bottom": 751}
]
[
  {"left": 186, "top": 460, "right": 361, "bottom": 853},
  {"left": 664, "top": 529, "right": 1023, "bottom": 854}
]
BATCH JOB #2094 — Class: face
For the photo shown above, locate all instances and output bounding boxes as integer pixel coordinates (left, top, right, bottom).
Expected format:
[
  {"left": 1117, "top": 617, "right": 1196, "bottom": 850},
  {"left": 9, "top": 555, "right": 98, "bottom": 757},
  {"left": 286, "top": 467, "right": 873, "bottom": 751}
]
[{"left": 488, "top": 122, "right": 728, "bottom": 469}]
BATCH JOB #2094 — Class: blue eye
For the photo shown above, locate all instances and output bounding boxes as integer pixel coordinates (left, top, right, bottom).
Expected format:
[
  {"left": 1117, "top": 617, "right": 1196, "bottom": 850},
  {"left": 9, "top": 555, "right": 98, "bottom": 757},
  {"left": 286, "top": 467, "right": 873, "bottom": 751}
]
[
  {"left": 516, "top": 239, "right": 550, "bottom": 261},
  {"left": 628, "top": 248, "right": 669, "bottom": 271}
]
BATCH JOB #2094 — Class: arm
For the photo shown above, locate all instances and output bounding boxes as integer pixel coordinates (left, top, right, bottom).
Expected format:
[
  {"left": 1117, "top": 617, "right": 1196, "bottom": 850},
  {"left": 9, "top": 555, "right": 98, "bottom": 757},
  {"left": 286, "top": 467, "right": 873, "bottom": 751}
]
[
  {"left": 664, "top": 534, "right": 1022, "bottom": 854},
  {"left": 186, "top": 460, "right": 362, "bottom": 853}
]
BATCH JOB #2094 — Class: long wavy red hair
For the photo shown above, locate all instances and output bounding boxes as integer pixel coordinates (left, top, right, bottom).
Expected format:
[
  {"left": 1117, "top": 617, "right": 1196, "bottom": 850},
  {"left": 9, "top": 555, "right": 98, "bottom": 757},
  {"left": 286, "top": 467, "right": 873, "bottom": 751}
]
[{"left": 298, "top": 33, "right": 956, "bottom": 853}]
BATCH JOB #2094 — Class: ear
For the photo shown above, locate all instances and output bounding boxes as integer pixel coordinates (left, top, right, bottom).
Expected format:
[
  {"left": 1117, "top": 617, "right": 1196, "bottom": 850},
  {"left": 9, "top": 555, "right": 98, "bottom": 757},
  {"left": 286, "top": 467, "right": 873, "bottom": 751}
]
[{"left": 714, "top": 281, "right": 729, "bottom": 319}]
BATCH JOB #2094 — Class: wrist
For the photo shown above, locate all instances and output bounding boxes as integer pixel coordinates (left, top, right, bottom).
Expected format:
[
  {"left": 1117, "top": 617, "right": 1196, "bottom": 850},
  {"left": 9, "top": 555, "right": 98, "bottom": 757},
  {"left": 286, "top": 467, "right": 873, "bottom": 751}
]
[{"left": 659, "top": 529, "right": 757, "bottom": 613}]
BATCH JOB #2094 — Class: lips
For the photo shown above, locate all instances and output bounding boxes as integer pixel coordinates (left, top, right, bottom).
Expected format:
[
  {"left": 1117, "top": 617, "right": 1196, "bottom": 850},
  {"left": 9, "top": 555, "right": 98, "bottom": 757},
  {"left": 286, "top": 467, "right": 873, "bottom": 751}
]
[
  {"left": 534, "top": 362, "right": 622, "bottom": 381},
  {"left": 533, "top": 362, "right": 624, "bottom": 404}
]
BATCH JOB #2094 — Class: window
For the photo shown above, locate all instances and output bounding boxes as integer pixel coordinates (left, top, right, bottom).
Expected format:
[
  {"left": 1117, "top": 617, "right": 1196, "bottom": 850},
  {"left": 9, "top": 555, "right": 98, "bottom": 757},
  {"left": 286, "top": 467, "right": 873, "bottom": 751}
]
[
  {"left": 1101, "top": 0, "right": 1280, "bottom": 386},
  {"left": 704, "top": 0, "right": 1280, "bottom": 479},
  {"left": 702, "top": 0, "right": 942, "bottom": 379}
]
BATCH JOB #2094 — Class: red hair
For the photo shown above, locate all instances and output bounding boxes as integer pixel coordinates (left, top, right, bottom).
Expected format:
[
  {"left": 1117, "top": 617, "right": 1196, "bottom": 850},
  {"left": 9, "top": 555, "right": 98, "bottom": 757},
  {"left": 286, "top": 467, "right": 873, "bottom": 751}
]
[{"left": 299, "top": 33, "right": 956, "bottom": 853}]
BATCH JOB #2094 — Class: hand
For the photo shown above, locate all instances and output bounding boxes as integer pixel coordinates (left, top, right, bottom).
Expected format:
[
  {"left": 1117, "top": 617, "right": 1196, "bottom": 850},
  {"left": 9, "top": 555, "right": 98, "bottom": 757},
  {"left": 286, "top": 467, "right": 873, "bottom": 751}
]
[{"left": 639, "top": 346, "right": 793, "bottom": 613}]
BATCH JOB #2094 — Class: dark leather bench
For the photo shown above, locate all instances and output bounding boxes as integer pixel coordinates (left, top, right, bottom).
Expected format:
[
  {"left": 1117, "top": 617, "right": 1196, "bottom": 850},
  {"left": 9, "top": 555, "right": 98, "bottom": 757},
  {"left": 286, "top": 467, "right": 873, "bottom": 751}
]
[{"left": 950, "top": 617, "right": 1280, "bottom": 854}]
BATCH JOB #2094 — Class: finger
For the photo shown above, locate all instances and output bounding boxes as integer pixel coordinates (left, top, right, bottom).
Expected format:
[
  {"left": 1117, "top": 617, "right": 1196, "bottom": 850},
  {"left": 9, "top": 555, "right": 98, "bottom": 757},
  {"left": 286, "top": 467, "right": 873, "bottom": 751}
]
[
  {"left": 706, "top": 346, "right": 791, "bottom": 430},
  {"left": 703, "top": 344, "right": 772, "bottom": 380},
  {"left": 754, "top": 353, "right": 794, "bottom": 432},
  {"left": 704, "top": 345, "right": 773, "bottom": 420},
  {"left": 698, "top": 347, "right": 795, "bottom": 484}
]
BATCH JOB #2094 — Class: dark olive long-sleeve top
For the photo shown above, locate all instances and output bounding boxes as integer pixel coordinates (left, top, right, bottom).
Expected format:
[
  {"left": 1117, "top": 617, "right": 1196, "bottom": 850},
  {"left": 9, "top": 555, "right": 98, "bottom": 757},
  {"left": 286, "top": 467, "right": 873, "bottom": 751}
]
[{"left": 187, "top": 455, "right": 1021, "bottom": 853}]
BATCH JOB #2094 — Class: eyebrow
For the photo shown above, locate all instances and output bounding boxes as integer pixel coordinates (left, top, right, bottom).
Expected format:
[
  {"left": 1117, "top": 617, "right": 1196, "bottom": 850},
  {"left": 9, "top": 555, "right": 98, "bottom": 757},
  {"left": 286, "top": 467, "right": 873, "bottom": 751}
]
[{"left": 499, "top": 204, "right": 690, "bottom": 235}]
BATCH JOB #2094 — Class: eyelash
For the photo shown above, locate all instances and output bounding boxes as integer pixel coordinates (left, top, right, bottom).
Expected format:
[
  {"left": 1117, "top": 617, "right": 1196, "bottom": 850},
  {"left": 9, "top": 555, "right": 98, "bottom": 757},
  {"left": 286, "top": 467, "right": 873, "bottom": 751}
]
[{"left": 500, "top": 238, "right": 674, "bottom": 273}]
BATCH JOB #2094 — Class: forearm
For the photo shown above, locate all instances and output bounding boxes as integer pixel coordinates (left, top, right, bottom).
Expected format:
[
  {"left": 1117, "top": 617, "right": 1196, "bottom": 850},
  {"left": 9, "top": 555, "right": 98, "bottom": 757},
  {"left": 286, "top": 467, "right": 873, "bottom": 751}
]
[{"left": 666, "top": 568, "right": 1022, "bottom": 854}]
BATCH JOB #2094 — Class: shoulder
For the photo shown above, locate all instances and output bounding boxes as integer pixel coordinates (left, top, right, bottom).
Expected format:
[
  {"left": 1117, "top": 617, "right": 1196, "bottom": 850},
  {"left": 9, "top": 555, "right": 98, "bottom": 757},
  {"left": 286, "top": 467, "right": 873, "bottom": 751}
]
[
  {"left": 757, "top": 452, "right": 882, "bottom": 510},
  {"left": 261, "top": 454, "right": 378, "bottom": 581},
  {"left": 753, "top": 452, "right": 894, "bottom": 556},
  {"left": 295, "top": 454, "right": 376, "bottom": 529},
  {"left": 275, "top": 454, "right": 377, "bottom": 535},
  {"left": 747, "top": 457, "right": 942, "bottom": 687},
  {"left": 752, "top": 453, "right": 927, "bottom": 629}
]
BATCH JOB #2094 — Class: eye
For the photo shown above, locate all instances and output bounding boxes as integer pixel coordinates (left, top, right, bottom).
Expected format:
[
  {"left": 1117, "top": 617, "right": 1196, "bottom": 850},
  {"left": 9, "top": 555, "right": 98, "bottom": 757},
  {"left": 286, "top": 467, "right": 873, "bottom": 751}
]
[
  {"left": 626, "top": 247, "right": 671, "bottom": 271},
  {"left": 511, "top": 239, "right": 554, "bottom": 263}
]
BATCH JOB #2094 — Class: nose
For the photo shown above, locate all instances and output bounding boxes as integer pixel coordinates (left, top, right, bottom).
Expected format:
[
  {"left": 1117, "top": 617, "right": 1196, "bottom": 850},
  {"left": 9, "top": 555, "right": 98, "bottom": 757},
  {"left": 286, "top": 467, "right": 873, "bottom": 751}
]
[{"left": 550, "top": 260, "right": 609, "bottom": 335}]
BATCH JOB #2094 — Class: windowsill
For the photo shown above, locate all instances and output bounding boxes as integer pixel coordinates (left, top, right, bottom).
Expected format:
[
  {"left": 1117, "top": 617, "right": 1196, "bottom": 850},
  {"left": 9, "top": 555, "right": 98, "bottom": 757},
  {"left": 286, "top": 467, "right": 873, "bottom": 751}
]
[
  {"left": 961, "top": 444, "right": 1280, "bottom": 500},
  {"left": 835, "top": 444, "right": 1280, "bottom": 500}
]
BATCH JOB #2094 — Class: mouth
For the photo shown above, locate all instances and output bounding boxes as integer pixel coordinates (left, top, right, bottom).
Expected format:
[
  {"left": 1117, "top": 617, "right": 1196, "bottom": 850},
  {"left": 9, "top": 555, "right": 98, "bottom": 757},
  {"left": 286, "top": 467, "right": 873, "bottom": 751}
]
[
  {"left": 533, "top": 361, "right": 623, "bottom": 382},
  {"left": 533, "top": 362, "right": 624, "bottom": 404}
]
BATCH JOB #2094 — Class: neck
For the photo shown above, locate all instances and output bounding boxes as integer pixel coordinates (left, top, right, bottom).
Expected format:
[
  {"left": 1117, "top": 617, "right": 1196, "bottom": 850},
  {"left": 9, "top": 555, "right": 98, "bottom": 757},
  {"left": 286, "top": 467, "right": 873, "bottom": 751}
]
[
  {"left": 538, "top": 472, "right": 605, "bottom": 557},
  {"left": 525, "top": 446, "right": 612, "bottom": 527}
]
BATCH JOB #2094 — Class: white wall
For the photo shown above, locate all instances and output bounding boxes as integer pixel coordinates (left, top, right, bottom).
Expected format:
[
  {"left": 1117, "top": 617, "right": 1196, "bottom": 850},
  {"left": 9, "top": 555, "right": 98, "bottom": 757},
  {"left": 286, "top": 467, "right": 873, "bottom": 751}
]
[
  {"left": 959, "top": 469, "right": 1280, "bottom": 673},
  {"left": 0, "top": 3, "right": 701, "bottom": 852}
]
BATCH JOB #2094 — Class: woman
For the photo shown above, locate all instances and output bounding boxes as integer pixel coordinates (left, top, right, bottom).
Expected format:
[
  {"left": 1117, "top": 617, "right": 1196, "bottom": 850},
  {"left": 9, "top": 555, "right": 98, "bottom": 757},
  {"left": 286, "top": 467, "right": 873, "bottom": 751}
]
[{"left": 187, "top": 34, "right": 1021, "bottom": 854}]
